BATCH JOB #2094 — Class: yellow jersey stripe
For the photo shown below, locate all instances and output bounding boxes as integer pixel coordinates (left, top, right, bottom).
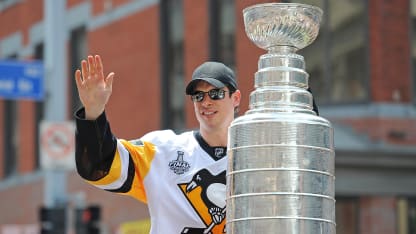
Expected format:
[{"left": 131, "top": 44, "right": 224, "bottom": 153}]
[
  {"left": 119, "top": 139, "right": 156, "bottom": 203},
  {"left": 87, "top": 141, "right": 129, "bottom": 188}
]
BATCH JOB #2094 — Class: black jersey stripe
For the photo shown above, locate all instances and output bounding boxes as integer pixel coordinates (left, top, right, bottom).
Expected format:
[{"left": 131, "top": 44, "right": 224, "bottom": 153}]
[{"left": 105, "top": 154, "right": 135, "bottom": 193}]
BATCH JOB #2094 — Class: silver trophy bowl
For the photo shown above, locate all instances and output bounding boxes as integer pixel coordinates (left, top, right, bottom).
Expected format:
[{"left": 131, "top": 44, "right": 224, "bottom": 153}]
[
  {"left": 227, "top": 3, "right": 335, "bottom": 234},
  {"left": 243, "top": 3, "right": 322, "bottom": 52}
]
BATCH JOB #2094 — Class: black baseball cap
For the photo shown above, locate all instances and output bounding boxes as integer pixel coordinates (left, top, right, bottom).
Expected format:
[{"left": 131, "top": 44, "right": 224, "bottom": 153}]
[{"left": 185, "top": 61, "right": 237, "bottom": 95}]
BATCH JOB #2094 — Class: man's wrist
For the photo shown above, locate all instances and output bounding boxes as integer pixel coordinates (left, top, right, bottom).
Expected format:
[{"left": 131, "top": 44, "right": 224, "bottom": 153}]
[{"left": 85, "top": 107, "right": 105, "bottom": 120}]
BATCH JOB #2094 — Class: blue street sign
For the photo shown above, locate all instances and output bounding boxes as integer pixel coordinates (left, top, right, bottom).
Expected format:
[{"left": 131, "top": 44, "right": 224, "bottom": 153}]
[{"left": 0, "top": 60, "right": 44, "bottom": 100}]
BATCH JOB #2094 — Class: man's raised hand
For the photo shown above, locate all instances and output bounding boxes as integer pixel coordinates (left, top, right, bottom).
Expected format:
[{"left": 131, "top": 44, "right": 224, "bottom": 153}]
[{"left": 75, "top": 55, "right": 114, "bottom": 120}]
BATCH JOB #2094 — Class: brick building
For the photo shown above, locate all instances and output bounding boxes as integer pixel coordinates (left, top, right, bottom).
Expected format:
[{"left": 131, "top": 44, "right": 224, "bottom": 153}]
[{"left": 0, "top": 0, "right": 415, "bottom": 233}]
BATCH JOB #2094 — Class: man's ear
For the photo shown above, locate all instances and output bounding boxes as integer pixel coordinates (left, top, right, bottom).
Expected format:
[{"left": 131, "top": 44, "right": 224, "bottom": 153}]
[{"left": 232, "top": 90, "right": 242, "bottom": 108}]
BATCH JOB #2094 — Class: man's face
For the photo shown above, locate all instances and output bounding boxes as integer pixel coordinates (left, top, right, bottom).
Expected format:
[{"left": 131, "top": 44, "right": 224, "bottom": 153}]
[{"left": 192, "top": 81, "right": 241, "bottom": 133}]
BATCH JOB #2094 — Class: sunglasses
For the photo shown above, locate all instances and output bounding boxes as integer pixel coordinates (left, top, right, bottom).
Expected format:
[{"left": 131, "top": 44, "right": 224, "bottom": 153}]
[{"left": 191, "top": 89, "right": 228, "bottom": 102}]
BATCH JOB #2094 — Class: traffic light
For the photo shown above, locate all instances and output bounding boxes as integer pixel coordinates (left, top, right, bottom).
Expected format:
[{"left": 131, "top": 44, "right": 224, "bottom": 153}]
[
  {"left": 39, "top": 207, "right": 66, "bottom": 234},
  {"left": 75, "top": 205, "right": 101, "bottom": 234}
]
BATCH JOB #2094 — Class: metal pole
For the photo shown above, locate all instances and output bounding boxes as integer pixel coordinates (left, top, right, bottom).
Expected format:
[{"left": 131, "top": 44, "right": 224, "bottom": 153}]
[{"left": 43, "top": 0, "right": 68, "bottom": 208}]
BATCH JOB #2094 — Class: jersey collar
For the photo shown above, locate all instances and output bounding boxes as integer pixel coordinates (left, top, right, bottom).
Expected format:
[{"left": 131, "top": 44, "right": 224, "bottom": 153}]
[{"left": 193, "top": 131, "right": 227, "bottom": 161}]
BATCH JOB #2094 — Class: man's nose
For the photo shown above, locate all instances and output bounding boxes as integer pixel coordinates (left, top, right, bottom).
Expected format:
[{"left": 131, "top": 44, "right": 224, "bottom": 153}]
[{"left": 201, "top": 95, "right": 213, "bottom": 106}]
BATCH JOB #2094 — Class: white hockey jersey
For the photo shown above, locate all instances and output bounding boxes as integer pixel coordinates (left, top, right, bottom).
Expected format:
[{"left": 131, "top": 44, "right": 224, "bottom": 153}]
[{"left": 85, "top": 129, "right": 227, "bottom": 234}]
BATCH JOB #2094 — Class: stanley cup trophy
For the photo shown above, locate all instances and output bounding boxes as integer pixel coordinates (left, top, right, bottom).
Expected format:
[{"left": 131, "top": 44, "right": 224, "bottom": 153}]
[{"left": 226, "top": 3, "right": 335, "bottom": 234}]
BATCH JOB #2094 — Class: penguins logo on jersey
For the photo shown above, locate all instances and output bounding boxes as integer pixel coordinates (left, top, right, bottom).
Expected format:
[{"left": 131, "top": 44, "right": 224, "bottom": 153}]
[{"left": 178, "top": 169, "right": 226, "bottom": 234}]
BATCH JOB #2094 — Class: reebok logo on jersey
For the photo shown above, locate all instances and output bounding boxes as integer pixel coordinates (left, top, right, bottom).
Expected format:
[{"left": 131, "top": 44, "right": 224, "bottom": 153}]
[
  {"left": 169, "top": 151, "right": 190, "bottom": 175},
  {"left": 214, "top": 148, "right": 225, "bottom": 158}
]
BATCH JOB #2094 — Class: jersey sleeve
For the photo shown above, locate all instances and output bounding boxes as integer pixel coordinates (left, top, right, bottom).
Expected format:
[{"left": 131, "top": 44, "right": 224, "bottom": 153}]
[
  {"left": 75, "top": 108, "right": 117, "bottom": 182},
  {"left": 86, "top": 139, "right": 156, "bottom": 203},
  {"left": 74, "top": 108, "right": 156, "bottom": 203}
]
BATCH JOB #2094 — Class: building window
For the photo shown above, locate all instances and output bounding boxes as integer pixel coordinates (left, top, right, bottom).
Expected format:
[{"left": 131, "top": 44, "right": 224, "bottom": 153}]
[
  {"left": 34, "top": 43, "right": 44, "bottom": 170},
  {"left": 168, "top": 0, "right": 184, "bottom": 131},
  {"left": 160, "top": 0, "right": 185, "bottom": 131},
  {"left": 397, "top": 198, "right": 416, "bottom": 234},
  {"left": 4, "top": 100, "right": 17, "bottom": 177},
  {"left": 411, "top": 0, "right": 416, "bottom": 104},
  {"left": 209, "top": 0, "right": 235, "bottom": 68},
  {"left": 69, "top": 26, "right": 87, "bottom": 114},
  {"left": 288, "top": 0, "right": 369, "bottom": 104},
  {"left": 3, "top": 54, "right": 18, "bottom": 177},
  {"left": 336, "top": 197, "right": 359, "bottom": 234},
  {"left": 398, "top": 198, "right": 416, "bottom": 233},
  {"left": 219, "top": 0, "right": 235, "bottom": 68}
]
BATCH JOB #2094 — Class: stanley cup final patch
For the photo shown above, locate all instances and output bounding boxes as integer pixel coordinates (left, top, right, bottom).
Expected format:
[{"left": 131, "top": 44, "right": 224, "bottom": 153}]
[{"left": 169, "top": 151, "right": 191, "bottom": 175}]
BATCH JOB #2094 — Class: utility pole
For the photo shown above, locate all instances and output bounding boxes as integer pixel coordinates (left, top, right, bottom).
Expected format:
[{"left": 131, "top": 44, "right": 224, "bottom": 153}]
[
  {"left": 43, "top": 0, "right": 68, "bottom": 212},
  {"left": 40, "top": 1, "right": 69, "bottom": 232}
]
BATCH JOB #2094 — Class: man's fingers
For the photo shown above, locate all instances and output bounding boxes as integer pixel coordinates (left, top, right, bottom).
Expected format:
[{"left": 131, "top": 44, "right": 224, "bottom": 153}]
[
  {"left": 75, "top": 70, "right": 82, "bottom": 88},
  {"left": 106, "top": 72, "right": 115, "bottom": 90},
  {"left": 77, "top": 55, "right": 112, "bottom": 93},
  {"left": 88, "top": 55, "right": 96, "bottom": 76},
  {"left": 95, "top": 55, "right": 105, "bottom": 78},
  {"left": 81, "top": 60, "right": 88, "bottom": 80}
]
